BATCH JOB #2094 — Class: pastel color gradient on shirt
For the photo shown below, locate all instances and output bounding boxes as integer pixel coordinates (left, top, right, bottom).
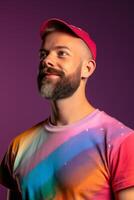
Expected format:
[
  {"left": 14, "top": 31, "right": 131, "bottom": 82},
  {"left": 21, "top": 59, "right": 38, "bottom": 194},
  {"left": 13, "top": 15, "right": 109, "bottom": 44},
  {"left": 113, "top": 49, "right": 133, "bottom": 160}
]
[{"left": 1, "top": 109, "right": 134, "bottom": 200}]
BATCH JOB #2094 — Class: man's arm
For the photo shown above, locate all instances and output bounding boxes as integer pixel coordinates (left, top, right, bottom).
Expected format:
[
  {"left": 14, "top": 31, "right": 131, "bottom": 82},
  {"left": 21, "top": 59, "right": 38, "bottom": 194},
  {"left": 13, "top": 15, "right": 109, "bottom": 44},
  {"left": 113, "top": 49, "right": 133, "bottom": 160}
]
[
  {"left": 115, "top": 187, "right": 134, "bottom": 200},
  {"left": 7, "top": 189, "right": 22, "bottom": 200}
]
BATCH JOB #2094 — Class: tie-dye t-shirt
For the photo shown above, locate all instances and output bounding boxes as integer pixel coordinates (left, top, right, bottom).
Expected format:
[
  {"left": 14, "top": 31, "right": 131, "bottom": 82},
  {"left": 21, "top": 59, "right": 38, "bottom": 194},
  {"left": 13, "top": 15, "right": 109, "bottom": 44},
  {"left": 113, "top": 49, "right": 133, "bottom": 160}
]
[{"left": 1, "top": 109, "right": 134, "bottom": 200}]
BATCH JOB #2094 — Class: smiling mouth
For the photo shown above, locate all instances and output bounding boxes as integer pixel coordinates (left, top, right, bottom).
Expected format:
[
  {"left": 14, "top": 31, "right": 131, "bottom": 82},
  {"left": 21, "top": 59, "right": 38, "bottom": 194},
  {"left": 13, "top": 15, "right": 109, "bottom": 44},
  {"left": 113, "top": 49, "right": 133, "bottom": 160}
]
[{"left": 45, "top": 73, "right": 60, "bottom": 78}]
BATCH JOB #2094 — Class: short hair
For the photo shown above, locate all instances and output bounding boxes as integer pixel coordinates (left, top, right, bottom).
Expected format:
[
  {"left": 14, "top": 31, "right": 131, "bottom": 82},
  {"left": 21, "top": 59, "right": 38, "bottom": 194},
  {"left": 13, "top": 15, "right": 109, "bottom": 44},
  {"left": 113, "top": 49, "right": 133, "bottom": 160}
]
[{"left": 42, "top": 22, "right": 77, "bottom": 39}]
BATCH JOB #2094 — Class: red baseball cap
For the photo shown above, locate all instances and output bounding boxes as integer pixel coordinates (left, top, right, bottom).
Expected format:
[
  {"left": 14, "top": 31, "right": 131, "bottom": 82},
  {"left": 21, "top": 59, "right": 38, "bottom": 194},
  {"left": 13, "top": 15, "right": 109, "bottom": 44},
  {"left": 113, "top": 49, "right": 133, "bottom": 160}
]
[{"left": 40, "top": 18, "right": 97, "bottom": 60}]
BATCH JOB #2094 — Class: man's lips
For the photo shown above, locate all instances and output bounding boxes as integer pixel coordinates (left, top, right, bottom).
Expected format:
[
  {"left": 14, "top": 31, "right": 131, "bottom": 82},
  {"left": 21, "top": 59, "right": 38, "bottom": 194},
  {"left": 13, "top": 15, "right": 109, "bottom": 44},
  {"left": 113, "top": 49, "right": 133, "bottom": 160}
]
[
  {"left": 44, "top": 73, "right": 60, "bottom": 78},
  {"left": 45, "top": 72, "right": 59, "bottom": 76},
  {"left": 38, "top": 66, "right": 65, "bottom": 82}
]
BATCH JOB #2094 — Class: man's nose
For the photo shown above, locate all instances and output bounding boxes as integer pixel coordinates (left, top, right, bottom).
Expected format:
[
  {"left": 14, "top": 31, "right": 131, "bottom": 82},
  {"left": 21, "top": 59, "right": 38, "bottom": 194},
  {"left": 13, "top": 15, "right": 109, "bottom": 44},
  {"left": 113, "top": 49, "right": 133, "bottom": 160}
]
[{"left": 42, "top": 54, "right": 55, "bottom": 67}]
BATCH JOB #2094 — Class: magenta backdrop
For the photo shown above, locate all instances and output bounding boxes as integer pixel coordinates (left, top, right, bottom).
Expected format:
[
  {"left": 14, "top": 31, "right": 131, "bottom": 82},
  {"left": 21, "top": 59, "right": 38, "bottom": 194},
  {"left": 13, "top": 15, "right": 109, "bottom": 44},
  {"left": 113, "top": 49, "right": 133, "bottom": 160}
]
[{"left": 0, "top": 0, "right": 134, "bottom": 199}]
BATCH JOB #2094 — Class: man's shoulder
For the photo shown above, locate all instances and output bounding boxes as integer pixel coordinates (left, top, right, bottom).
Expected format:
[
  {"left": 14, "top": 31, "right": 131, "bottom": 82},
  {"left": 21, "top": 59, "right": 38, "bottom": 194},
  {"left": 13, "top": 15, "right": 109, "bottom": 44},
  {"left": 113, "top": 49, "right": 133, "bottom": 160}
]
[
  {"left": 10, "top": 119, "right": 48, "bottom": 151},
  {"left": 99, "top": 110, "right": 132, "bottom": 130},
  {"left": 98, "top": 110, "right": 134, "bottom": 144}
]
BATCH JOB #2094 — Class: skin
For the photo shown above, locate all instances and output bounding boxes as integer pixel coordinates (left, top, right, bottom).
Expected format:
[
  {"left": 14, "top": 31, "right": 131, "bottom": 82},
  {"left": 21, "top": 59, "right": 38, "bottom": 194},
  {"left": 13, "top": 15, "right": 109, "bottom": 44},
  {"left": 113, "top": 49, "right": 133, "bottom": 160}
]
[
  {"left": 39, "top": 31, "right": 96, "bottom": 126},
  {"left": 115, "top": 188, "right": 134, "bottom": 200}
]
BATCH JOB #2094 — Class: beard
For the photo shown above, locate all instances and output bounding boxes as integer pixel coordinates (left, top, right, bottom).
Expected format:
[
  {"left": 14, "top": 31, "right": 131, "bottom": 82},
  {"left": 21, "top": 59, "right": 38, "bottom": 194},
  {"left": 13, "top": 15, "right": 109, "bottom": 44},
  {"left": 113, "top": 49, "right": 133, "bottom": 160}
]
[{"left": 37, "top": 64, "right": 82, "bottom": 100}]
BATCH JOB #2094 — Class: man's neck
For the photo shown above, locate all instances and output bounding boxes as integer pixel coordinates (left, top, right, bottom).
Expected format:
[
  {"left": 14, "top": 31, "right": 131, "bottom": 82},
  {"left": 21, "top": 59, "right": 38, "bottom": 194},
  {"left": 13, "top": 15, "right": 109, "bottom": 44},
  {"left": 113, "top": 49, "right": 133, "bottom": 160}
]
[{"left": 49, "top": 94, "right": 96, "bottom": 126}]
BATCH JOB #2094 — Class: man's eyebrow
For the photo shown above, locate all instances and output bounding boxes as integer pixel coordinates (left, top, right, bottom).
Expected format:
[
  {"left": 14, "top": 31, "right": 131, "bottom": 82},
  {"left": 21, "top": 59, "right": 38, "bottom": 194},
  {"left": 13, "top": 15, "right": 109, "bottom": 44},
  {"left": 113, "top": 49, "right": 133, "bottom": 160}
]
[
  {"left": 53, "top": 46, "right": 71, "bottom": 51},
  {"left": 39, "top": 46, "right": 71, "bottom": 52}
]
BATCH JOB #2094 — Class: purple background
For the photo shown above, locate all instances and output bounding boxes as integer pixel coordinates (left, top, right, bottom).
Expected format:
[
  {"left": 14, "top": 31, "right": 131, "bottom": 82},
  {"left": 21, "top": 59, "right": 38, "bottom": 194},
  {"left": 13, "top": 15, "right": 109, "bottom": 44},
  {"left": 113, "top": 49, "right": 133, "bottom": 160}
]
[{"left": 0, "top": 0, "right": 134, "bottom": 198}]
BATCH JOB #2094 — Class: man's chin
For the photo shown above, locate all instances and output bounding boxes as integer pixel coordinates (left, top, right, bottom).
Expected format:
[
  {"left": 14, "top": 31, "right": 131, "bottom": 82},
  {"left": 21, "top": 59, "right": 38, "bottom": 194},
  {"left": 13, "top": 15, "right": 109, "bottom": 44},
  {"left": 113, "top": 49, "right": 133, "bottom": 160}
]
[{"left": 39, "top": 85, "right": 55, "bottom": 99}]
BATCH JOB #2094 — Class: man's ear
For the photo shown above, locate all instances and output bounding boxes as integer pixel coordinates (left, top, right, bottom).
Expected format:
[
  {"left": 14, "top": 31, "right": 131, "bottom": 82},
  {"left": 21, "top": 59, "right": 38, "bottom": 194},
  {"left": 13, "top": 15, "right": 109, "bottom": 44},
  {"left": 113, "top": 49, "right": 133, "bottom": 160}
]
[{"left": 81, "top": 59, "right": 96, "bottom": 79}]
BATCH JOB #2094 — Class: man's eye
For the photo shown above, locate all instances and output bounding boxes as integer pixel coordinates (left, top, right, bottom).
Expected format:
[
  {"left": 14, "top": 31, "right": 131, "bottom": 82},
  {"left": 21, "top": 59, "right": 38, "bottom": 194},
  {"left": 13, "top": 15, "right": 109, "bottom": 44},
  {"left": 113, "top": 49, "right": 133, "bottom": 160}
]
[
  {"left": 58, "top": 51, "right": 68, "bottom": 57},
  {"left": 39, "top": 51, "right": 47, "bottom": 60}
]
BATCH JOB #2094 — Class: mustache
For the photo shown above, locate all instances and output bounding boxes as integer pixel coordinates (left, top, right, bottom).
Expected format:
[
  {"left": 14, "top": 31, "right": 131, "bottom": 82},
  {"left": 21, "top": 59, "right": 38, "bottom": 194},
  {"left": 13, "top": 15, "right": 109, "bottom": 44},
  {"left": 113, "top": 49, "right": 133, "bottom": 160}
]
[{"left": 38, "top": 64, "right": 65, "bottom": 77}]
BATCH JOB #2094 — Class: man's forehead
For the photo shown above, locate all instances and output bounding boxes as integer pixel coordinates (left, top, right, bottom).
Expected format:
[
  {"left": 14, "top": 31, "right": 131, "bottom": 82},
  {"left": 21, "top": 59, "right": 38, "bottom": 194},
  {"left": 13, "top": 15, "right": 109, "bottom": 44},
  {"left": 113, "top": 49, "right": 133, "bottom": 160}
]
[
  {"left": 42, "top": 31, "right": 83, "bottom": 49},
  {"left": 40, "top": 18, "right": 96, "bottom": 60}
]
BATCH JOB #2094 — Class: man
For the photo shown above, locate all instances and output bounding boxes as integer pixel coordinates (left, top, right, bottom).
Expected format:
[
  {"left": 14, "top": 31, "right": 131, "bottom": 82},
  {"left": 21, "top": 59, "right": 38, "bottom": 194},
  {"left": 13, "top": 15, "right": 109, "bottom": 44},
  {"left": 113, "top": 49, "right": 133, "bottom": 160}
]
[{"left": 0, "top": 18, "right": 134, "bottom": 200}]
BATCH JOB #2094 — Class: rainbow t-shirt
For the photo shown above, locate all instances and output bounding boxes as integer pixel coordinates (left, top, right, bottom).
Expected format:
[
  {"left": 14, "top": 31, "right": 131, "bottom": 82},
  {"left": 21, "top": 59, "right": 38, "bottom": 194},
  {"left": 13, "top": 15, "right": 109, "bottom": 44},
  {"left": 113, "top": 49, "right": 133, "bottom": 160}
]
[{"left": 1, "top": 109, "right": 134, "bottom": 200}]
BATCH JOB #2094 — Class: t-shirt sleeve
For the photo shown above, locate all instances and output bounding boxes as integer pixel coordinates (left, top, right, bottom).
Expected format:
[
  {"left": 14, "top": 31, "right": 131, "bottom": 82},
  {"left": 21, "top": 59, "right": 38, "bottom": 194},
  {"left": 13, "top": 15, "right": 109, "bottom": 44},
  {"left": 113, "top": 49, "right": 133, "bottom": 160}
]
[
  {"left": 0, "top": 141, "right": 18, "bottom": 190},
  {"left": 110, "top": 132, "right": 134, "bottom": 192}
]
